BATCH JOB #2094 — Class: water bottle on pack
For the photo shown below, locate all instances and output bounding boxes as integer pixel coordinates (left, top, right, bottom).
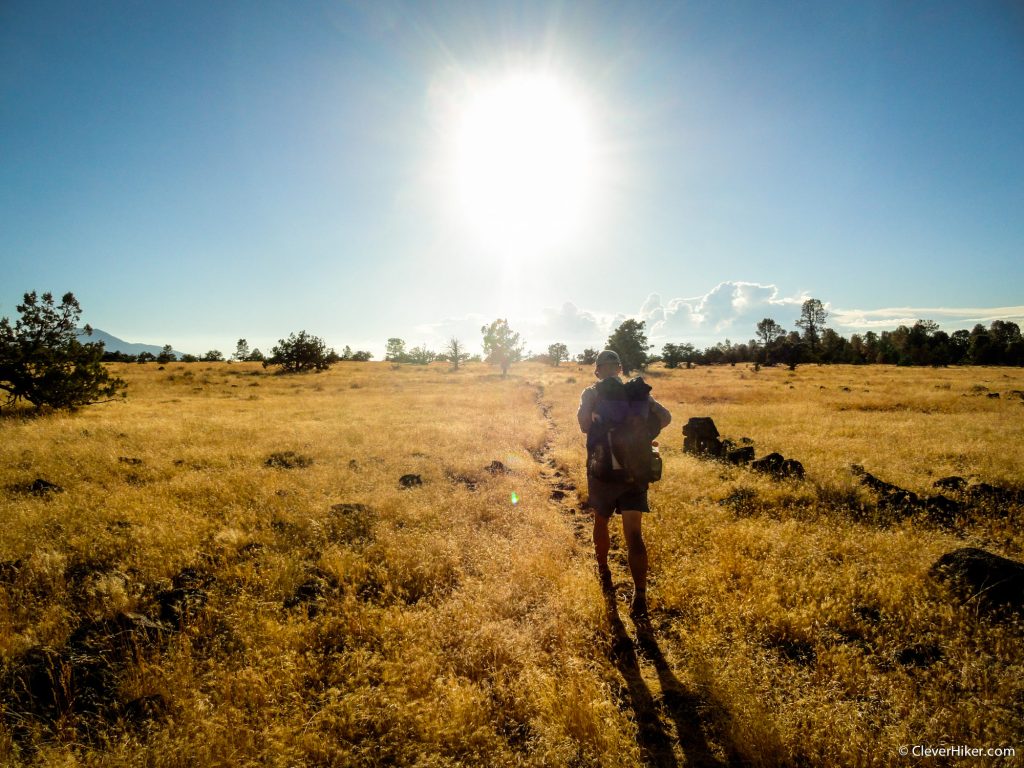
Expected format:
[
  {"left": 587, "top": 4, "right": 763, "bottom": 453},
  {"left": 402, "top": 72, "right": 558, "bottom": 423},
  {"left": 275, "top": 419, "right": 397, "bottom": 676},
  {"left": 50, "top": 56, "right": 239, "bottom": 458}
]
[{"left": 650, "top": 441, "right": 663, "bottom": 482}]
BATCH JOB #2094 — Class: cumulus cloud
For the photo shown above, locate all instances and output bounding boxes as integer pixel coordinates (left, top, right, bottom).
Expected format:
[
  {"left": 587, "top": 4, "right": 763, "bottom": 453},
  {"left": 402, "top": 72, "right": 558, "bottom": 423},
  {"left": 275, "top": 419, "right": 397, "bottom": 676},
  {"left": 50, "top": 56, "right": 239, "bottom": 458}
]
[
  {"left": 410, "top": 287, "right": 1024, "bottom": 358},
  {"left": 642, "top": 282, "right": 806, "bottom": 341}
]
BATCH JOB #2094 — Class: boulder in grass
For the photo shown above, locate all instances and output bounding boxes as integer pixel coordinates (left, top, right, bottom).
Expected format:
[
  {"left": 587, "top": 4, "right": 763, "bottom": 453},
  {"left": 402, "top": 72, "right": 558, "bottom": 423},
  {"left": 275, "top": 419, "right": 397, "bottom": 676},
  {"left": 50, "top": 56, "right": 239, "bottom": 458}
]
[
  {"left": 751, "top": 453, "right": 785, "bottom": 475},
  {"left": 399, "top": 473, "right": 423, "bottom": 489},
  {"left": 726, "top": 446, "right": 755, "bottom": 465},
  {"left": 780, "top": 458, "right": 804, "bottom": 479},
  {"left": 930, "top": 547, "right": 1024, "bottom": 616},
  {"left": 30, "top": 478, "right": 64, "bottom": 495},
  {"left": 934, "top": 476, "right": 967, "bottom": 493},
  {"left": 682, "top": 417, "right": 723, "bottom": 457}
]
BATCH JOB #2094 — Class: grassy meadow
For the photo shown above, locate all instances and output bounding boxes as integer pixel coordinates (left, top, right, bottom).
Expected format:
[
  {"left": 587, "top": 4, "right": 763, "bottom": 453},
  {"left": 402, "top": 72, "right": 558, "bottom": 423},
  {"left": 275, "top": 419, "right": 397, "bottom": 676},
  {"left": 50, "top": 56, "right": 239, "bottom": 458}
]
[{"left": 1, "top": 361, "right": 1022, "bottom": 767}]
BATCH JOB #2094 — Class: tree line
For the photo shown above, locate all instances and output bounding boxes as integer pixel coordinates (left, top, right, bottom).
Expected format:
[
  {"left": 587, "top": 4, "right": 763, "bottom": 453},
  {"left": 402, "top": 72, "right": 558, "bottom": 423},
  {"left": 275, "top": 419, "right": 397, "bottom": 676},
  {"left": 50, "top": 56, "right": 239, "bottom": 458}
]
[
  {"left": 659, "top": 299, "right": 1024, "bottom": 369},
  {"left": 3, "top": 291, "right": 1021, "bottom": 412}
]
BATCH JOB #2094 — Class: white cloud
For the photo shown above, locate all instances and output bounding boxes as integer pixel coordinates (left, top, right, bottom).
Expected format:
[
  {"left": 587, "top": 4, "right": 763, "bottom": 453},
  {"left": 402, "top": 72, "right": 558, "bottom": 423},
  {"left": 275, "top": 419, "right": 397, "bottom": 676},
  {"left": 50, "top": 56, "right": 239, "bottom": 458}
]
[
  {"left": 407, "top": 288, "right": 1024, "bottom": 358},
  {"left": 832, "top": 305, "right": 1024, "bottom": 331},
  {"left": 644, "top": 281, "right": 806, "bottom": 341}
]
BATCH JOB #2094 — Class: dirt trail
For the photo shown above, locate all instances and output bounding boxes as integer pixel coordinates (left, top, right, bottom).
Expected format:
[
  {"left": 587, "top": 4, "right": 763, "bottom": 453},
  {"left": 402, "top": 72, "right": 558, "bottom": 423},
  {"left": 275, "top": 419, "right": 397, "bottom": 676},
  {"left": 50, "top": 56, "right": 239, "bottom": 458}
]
[{"left": 529, "top": 382, "right": 732, "bottom": 768}]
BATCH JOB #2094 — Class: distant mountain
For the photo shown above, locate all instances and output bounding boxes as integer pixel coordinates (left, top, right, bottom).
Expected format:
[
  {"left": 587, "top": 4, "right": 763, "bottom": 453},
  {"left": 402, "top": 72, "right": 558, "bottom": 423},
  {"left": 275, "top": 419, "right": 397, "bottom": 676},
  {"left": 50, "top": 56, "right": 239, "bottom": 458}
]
[{"left": 76, "top": 328, "right": 187, "bottom": 358}]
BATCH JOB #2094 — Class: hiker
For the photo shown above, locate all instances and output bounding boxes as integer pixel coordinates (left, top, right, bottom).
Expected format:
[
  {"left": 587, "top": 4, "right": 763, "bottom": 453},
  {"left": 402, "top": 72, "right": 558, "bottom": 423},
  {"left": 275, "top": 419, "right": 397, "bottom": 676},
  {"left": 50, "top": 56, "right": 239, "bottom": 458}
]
[{"left": 577, "top": 349, "right": 671, "bottom": 619}]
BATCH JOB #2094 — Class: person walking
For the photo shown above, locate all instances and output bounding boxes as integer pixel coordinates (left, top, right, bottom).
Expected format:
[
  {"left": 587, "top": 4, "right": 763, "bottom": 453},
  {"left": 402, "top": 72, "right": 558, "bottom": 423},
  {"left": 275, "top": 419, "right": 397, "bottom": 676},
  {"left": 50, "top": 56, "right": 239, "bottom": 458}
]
[{"left": 577, "top": 349, "right": 671, "bottom": 620}]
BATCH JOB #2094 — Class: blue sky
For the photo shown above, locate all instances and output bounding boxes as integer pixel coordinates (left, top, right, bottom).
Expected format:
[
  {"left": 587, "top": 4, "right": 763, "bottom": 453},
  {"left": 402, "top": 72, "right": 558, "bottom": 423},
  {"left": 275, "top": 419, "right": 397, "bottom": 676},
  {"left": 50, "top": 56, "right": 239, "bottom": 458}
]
[{"left": 2, "top": 1, "right": 1022, "bottom": 357}]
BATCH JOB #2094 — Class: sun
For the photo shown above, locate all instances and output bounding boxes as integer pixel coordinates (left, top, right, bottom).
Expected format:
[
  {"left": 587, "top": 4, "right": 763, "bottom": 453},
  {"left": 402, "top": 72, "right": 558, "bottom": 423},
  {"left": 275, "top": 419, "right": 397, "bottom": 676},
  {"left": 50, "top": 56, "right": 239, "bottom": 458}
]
[{"left": 452, "top": 71, "right": 595, "bottom": 256}]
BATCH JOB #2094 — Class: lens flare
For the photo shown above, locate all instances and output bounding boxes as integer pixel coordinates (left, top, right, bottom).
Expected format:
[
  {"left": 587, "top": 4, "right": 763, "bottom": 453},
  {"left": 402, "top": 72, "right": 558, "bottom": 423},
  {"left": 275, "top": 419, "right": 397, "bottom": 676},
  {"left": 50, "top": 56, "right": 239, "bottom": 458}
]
[{"left": 510, "top": 492, "right": 520, "bottom": 505}]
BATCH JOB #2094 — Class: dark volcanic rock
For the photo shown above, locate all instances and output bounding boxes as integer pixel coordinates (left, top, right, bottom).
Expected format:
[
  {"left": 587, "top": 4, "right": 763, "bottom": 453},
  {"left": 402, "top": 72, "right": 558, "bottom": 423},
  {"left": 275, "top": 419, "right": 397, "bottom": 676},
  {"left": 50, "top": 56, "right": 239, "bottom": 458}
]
[
  {"left": 851, "top": 467, "right": 920, "bottom": 513},
  {"left": 751, "top": 453, "right": 785, "bottom": 475},
  {"left": 30, "top": 478, "right": 64, "bottom": 495},
  {"left": 780, "top": 458, "right": 804, "bottom": 479},
  {"left": 682, "top": 417, "right": 723, "bottom": 457},
  {"left": 895, "top": 643, "right": 943, "bottom": 668},
  {"left": 930, "top": 547, "right": 1024, "bottom": 616},
  {"left": 398, "top": 473, "right": 423, "bottom": 488},
  {"left": 967, "top": 482, "right": 1023, "bottom": 506},
  {"left": 934, "top": 476, "right": 967, "bottom": 493},
  {"left": 726, "top": 446, "right": 755, "bottom": 465}
]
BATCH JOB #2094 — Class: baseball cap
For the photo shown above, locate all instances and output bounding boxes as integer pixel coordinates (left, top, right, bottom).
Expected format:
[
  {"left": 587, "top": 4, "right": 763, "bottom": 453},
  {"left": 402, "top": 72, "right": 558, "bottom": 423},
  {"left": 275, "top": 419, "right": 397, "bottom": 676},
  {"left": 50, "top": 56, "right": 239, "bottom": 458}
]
[{"left": 595, "top": 349, "right": 621, "bottom": 366}]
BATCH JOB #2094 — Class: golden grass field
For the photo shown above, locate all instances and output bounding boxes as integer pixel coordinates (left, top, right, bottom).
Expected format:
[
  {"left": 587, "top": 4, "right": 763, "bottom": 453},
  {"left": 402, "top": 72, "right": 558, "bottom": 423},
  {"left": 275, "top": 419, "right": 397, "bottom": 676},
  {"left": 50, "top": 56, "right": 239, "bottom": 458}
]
[{"left": 1, "top": 361, "right": 1022, "bottom": 767}]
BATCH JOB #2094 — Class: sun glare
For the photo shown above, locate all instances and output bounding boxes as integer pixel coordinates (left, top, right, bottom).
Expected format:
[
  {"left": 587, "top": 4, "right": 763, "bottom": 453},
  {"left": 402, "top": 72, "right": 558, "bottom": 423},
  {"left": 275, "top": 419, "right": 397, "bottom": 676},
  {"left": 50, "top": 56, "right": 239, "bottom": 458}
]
[{"left": 453, "top": 72, "right": 595, "bottom": 256}]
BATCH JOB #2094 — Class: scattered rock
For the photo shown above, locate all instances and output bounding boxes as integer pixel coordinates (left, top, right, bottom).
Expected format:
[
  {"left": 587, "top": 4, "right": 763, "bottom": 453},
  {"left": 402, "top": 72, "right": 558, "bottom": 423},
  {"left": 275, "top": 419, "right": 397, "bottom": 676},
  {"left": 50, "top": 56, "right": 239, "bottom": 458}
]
[
  {"left": 967, "top": 482, "right": 1023, "bottom": 506},
  {"left": 486, "top": 460, "right": 508, "bottom": 475},
  {"left": 930, "top": 547, "right": 1024, "bottom": 616},
  {"left": 446, "top": 471, "right": 478, "bottom": 491},
  {"left": 851, "top": 466, "right": 920, "bottom": 512},
  {"left": 118, "top": 457, "right": 144, "bottom": 466},
  {"left": 751, "top": 452, "right": 784, "bottom": 474},
  {"left": 780, "top": 458, "right": 805, "bottom": 479},
  {"left": 348, "top": 459, "right": 360, "bottom": 470},
  {"left": 987, "top": 392, "right": 1001, "bottom": 399},
  {"left": 895, "top": 643, "right": 943, "bottom": 668},
  {"left": 550, "top": 489, "right": 566, "bottom": 501},
  {"left": 682, "top": 417, "right": 723, "bottom": 457},
  {"left": 30, "top": 478, "right": 64, "bottom": 495},
  {"left": 726, "top": 446, "right": 755, "bottom": 465},
  {"left": 922, "top": 494, "right": 967, "bottom": 526},
  {"left": 750, "top": 452, "right": 805, "bottom": 480},
  {"left": 934, "top": 476, "right": 967, "bottom": 492},
  {"left": 398, "top": 474, "right": 422, "bottom": 489}
]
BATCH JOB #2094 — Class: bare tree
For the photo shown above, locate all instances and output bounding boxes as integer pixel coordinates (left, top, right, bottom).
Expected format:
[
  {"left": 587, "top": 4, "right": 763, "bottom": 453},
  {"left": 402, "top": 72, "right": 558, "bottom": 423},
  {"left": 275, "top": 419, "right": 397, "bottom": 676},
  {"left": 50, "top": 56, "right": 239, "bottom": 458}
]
[{"left": 446, "top": 337, "right": 470, "bottom": 370}]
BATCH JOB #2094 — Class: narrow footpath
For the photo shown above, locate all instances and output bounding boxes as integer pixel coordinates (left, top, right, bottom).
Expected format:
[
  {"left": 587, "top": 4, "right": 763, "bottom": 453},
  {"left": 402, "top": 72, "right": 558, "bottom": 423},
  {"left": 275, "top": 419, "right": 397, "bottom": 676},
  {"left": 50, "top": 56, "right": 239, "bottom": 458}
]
[{"left": 529, "top": 381, "right": 732, "bottom": 768}]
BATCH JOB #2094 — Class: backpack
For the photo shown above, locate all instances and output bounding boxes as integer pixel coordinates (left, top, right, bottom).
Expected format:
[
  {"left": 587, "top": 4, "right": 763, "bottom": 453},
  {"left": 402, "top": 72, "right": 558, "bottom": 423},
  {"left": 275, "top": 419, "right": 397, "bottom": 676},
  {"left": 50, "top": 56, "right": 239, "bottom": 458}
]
[{"left": 587, "top": 376, "right": 663, "bottom": 484}]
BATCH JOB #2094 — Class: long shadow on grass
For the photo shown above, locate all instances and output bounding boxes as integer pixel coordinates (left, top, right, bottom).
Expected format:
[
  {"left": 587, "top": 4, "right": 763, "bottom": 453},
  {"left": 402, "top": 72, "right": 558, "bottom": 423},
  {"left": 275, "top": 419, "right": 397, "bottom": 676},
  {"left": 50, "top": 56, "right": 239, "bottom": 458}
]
[{"left": 603, "top": 592, "right": 730, "bottom": 768}]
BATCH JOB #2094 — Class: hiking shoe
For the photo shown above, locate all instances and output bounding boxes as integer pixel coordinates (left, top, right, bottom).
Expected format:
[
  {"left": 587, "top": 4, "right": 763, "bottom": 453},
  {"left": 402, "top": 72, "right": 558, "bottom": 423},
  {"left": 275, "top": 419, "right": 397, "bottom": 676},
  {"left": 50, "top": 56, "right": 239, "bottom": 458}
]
[
  {"left": 598, "top": 567, "right": 614, "bottom": 593},
  {"left": 629, "top": 589, "right": 649, "bottom": 621}
]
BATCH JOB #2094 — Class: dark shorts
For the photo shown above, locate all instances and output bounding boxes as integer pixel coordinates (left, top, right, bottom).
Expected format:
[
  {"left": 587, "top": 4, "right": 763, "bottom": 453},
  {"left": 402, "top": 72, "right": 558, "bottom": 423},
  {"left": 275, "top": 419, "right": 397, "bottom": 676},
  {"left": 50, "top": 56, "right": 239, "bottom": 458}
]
[{"left": 586, "top": 475, "right": 650, "bottom": 518}]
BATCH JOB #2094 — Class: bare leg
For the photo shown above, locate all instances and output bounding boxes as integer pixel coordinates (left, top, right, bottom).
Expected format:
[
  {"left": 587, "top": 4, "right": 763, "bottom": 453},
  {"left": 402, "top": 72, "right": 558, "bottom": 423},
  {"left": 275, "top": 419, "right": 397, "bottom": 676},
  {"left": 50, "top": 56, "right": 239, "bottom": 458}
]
[
  {"left": 593, "top": 512, "right": 615, "bottom": 592},
  {"left": 620, "top": 511, "right": 648, "bottom": 591},
  {"left": 593, "top": 512, "right": 610, "bottom": 570},
  {"left": 621, "top": 510, "right": 648, "bottom": 618}
]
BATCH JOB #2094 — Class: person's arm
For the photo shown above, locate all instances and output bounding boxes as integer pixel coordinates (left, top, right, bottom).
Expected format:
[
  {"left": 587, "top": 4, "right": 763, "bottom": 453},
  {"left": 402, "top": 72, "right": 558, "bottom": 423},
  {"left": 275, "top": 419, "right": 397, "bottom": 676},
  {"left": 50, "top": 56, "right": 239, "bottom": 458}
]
[{"left": 577, "top": 388, "right": 597, "bottom": 433}]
